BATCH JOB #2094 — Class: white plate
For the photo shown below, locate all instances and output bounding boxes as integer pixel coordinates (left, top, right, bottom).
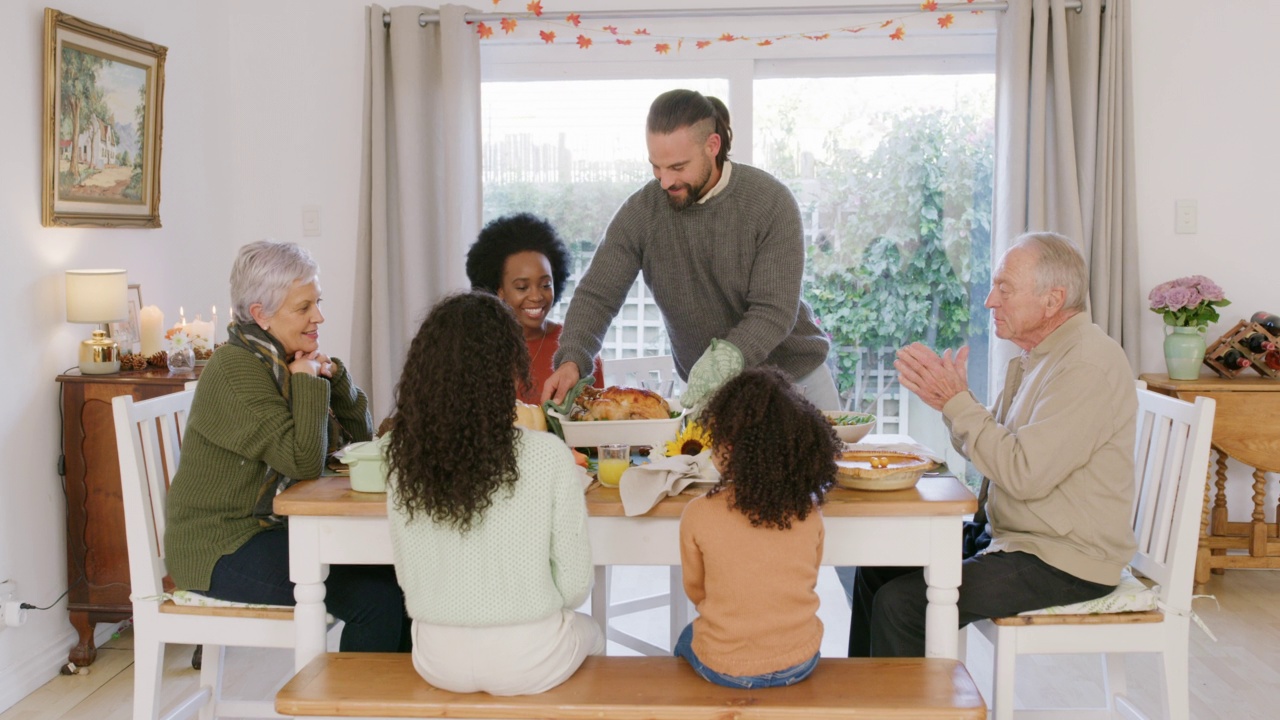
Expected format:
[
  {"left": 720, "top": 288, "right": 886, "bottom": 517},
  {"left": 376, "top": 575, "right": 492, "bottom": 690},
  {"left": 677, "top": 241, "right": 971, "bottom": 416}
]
[{"left": 550, "top": 400, "right": 687, "bottom": 449}]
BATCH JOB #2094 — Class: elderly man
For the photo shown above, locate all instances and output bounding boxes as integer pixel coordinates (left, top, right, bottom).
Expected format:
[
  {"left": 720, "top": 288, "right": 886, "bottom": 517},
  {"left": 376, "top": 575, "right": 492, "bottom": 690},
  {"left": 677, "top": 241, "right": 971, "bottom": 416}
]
[{"left": 849, "top": 232, "right": 1137, "bottom": 658}]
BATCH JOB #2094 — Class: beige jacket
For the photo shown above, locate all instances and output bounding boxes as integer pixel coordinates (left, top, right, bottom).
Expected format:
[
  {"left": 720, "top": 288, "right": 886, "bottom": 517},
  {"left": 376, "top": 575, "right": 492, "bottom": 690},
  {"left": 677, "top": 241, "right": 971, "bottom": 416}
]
[{"left": 942, "top": 313, "right": 1137, "bottom": 585}]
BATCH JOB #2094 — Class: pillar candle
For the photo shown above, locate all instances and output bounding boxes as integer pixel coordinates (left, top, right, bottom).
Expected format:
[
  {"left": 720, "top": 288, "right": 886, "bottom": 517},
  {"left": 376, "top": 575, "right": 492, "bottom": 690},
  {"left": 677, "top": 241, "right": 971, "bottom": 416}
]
[
  {"left": 211, "top": 305, "right": 218, "bottom": 346},
  {"left": 188, "top": 316, "right": 214, "bottom": 350},
  {"left": 140, "top": 305, "right": 164, "bottom": 357}
]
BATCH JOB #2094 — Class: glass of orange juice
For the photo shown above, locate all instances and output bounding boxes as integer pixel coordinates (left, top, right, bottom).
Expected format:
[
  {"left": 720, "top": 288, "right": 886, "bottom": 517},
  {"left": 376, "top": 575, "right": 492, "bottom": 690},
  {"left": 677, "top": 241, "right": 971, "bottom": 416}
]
[{"left": 596, "top": 444, "right": 630, "bottom": 488}]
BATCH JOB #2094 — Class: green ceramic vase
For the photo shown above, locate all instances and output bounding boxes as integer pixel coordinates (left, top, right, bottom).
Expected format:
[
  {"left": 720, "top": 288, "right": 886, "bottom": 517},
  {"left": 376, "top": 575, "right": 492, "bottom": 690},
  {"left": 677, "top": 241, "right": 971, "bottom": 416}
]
[{"left": 1163, "top": 326, "right": 1205, "bottom": 380}]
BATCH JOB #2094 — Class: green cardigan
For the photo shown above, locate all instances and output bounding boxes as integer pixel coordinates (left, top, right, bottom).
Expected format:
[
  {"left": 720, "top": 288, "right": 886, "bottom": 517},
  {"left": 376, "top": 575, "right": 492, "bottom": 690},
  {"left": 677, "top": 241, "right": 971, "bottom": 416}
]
[{"left": 164, "top": 344, "right": 372, "bottom": 591}]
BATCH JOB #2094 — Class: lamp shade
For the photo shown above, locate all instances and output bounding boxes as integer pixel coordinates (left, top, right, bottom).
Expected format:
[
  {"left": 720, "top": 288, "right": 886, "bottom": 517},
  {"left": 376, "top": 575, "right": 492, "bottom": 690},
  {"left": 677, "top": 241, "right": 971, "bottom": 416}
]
[{"left": 66, "top": 269, "right": 128, "bottom": 324}]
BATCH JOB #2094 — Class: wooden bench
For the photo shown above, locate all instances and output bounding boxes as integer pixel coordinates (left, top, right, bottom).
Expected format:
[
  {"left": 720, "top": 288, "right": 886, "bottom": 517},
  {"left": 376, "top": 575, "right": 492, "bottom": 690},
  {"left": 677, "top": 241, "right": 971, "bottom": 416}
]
[{"left": 276, "top": 653, "right": 987, "bottom": 719}]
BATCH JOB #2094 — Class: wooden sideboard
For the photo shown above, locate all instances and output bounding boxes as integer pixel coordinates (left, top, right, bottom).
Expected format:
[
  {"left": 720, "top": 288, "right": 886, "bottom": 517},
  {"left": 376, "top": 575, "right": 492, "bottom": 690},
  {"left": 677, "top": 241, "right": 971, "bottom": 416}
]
[
  {"left": 1139, "top": 373, "right": 1280, "bottom": 584},
  {"left": 56, "top": 366, "right": 200, "bottom": 667}
]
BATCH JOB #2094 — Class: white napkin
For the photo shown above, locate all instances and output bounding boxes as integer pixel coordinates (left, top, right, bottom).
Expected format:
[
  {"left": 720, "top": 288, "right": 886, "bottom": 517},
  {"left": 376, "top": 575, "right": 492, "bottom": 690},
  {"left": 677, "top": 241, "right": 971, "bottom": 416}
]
[
  {"left": 619, "top": 449, "right": 720, "bottom": 516},
  {"left": 843, "top": 441, "right": 946, "bottom": 465}
]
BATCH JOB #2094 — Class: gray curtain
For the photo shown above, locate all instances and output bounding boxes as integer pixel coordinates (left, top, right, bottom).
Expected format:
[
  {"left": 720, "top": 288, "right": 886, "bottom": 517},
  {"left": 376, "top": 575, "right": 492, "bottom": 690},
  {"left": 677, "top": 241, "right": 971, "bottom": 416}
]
[
  {"left": 353, "top": 5, "right": 481, "bottom": 420},
  {"left": 993, "top": 0, "right": 1140, "bottom": 372}
]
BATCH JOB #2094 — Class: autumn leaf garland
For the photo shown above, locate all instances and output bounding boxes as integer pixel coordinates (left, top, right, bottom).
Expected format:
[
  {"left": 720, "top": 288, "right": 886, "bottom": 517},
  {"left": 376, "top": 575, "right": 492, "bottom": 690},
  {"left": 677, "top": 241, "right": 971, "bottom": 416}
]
[{"left": 466, "top": 0, "right": 984, "bottom": 52}]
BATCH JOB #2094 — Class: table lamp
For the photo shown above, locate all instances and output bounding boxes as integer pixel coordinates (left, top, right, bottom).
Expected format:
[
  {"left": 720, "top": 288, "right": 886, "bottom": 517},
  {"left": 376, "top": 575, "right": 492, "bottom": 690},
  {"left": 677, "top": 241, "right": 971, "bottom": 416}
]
[{"left": 66, "top": 269, "right": 128, "bottom": 375}]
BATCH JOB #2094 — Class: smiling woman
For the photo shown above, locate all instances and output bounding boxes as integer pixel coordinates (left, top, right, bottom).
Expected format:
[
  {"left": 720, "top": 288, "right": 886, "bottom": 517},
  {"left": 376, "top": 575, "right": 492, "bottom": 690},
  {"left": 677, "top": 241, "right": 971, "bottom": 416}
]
[{"left": 465, "top": 213, "right": 605, "bottom": 404}]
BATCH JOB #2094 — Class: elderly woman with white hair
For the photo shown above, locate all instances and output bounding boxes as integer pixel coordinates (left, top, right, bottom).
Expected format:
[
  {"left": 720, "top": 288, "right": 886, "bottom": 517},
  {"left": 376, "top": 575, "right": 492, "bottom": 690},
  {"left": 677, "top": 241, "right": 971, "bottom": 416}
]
[{"left": 165, "top": 240, "right": 410, "bottom": 652}]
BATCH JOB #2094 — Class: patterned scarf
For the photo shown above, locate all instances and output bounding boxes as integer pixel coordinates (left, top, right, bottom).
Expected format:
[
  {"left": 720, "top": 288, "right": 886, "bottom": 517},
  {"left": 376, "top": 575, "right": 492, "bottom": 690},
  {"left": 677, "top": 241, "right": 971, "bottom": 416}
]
[{"left": 227, "top": 322, "right": 351, "bottom": 526}]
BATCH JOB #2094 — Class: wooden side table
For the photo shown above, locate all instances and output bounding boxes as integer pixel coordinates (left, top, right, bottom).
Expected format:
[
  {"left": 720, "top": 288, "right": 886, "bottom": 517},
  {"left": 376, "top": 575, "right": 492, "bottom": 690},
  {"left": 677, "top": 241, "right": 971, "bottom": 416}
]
[
  {"left": 56, "top": 366, "right": 200, "bottom": 667},
  {"left": 1140, "top": 373, "right": 1280, "bottom": 584}
]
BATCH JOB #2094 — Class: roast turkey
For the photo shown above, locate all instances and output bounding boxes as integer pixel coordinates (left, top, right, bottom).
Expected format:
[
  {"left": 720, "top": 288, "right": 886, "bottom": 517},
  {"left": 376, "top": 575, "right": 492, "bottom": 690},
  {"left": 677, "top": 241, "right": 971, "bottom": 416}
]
[{"left": 571, "top": 386, "right": 671, "bottom": 421}]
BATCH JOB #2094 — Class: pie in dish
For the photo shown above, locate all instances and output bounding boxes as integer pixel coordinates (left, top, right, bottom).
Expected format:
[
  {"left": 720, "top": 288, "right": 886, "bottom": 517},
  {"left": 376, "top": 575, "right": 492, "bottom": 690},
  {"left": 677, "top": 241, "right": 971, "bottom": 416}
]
[{"left": 835, "top": 450, "right": 935, "bottom": 491}]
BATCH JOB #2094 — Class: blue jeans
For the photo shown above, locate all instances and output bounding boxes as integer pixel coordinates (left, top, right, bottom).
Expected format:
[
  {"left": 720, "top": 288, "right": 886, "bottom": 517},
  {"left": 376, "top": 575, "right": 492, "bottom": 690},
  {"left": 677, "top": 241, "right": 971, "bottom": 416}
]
[
  {"left": 673, "top": 624, "right": 819, "bottom": 689},
  {"left": 206, "top": 527, "right": 411, "bottom": 652}
]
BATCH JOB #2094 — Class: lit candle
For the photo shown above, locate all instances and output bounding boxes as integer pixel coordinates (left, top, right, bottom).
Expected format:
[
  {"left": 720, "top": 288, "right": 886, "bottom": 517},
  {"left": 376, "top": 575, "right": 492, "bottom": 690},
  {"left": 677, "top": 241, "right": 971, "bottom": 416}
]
[
  {"left": 140, "top": 305, "right": 164, "bottom": 357},
  {"left": 188, "top": 315, "right": 214, "bottom": 350},
  {"left": 211, "top": 305, "right": 218, "bottom": 346},
  {"left": 179, "top": 306, "right": 186, "bottom": 327}
]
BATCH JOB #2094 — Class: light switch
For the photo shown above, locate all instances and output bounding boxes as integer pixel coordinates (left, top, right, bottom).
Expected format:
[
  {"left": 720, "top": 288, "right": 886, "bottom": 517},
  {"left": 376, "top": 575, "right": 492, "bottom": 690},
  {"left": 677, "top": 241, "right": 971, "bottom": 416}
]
[
  {"left": 302, "top": 206, "right": 321, "bottom": 237},
  {"left": 1174, "top": 199, "right": 1197, "bottom": 234}
]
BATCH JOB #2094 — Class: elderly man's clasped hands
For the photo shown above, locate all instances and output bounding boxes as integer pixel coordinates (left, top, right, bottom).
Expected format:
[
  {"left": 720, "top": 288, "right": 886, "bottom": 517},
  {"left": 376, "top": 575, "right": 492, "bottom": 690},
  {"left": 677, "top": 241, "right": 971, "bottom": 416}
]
[{"left": 894, "top": 343, "right": 970, "bottom": 412}]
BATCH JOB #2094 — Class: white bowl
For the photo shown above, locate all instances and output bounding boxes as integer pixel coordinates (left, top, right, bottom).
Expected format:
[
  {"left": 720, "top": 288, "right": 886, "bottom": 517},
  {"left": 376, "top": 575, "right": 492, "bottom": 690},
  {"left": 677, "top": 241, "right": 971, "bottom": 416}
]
[
  {"left": 339, "top": 437, "right": 389, "bottom": 493},
  {"left": 824, "top": 411, "right": 876, "bottom": 443},
  {"left": 549, "top": 400, "right": 688, "bottom": 449}
]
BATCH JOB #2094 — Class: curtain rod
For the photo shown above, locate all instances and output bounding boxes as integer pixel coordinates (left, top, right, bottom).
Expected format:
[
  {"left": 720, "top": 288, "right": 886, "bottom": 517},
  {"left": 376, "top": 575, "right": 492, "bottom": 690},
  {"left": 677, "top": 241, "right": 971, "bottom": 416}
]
[{"left": 382, "top": 2, "right": 1085, "bottom": 28}]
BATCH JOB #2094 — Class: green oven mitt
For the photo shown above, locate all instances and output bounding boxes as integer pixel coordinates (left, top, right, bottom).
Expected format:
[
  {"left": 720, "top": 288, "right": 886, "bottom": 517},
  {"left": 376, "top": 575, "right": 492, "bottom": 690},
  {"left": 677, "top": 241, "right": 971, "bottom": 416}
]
[
  {"left": 679, "top": 339, "right": 744, "bottom": 412},
  {"left": 542, "top": 376, "right": 594, "bottom": 443}
]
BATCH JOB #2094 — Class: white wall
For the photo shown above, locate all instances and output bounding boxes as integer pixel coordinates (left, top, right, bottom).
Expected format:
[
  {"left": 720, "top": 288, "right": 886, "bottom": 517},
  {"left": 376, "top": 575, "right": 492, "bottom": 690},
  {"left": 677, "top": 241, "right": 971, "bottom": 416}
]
[{"left": 1, "top": 0, "right": 1277, "bottom": 710}]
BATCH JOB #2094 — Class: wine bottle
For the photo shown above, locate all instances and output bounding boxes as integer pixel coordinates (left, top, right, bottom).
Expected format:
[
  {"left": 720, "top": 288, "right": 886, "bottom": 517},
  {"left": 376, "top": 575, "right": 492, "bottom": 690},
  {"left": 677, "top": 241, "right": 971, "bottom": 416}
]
[
  {"left": 1264, "top": 349, "right": 1280, "bottom": 372},
  {"left": 1250, "top": 311, "right": 1280, "bottom": 336},
  {"left": 1240, "top": 332, "right": 1276, "bottom": 354},
  {"left": 1219, "top": 348, "right": 1252, "bottom": 371}
]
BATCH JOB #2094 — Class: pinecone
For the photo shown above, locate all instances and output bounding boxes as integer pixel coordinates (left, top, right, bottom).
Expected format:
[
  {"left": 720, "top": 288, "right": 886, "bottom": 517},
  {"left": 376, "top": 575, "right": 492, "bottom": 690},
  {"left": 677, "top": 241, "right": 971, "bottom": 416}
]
[
  {"left": 147, "top": 350, "right": 168, "bottom": 368},
  {"left": 194, "top": 346, "right": 213, "bottom": 361},
  {"left": 119, "top": 353, "right": 149, "bottom": 371}
]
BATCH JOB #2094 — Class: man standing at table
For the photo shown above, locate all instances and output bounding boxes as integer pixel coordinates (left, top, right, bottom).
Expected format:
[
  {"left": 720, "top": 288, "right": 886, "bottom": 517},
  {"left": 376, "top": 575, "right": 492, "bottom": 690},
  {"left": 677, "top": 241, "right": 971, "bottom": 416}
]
[
  {"left": 849, "top": 231, "right": 1137, "bottom": 657},
  {"left": 540, "top": 89, "right": 838, "bottom": 411}
]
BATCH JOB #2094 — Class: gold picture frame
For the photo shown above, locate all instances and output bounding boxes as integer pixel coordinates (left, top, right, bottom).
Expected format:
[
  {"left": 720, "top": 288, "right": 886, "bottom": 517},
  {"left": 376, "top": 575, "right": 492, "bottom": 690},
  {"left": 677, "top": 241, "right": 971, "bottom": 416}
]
[{"left": 42, "top": 9, "right": 166, "bottom": 228}]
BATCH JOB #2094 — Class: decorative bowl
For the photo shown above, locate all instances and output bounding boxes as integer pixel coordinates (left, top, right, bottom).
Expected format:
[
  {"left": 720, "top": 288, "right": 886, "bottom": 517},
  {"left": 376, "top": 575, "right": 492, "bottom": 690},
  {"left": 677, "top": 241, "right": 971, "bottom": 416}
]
[
  {"left": 823, "top": 410, "right": 877, "bottom": 444},
  {"left": 549, "top": 400, "right": 688, "bottom": 449},
  {"left": 835, "top": 450, "right": 935, "bottom": 491},
  {"left": 339, "top": 436, "right": 390, "bottom": 493}
]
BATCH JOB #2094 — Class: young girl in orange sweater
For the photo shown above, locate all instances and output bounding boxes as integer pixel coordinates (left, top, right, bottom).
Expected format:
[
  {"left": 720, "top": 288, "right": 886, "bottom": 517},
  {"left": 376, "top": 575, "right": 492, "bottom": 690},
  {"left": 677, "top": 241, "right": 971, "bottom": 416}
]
[{"left": 675, "top": 366, "right": 841, "bottom": 688}]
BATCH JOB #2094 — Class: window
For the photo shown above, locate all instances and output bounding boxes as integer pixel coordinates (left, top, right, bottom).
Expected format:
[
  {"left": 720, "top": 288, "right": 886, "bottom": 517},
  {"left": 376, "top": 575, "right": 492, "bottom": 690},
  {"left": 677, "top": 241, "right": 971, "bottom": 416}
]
[{"left": 480, "top": 16, "right": 996, "bottom": 478}]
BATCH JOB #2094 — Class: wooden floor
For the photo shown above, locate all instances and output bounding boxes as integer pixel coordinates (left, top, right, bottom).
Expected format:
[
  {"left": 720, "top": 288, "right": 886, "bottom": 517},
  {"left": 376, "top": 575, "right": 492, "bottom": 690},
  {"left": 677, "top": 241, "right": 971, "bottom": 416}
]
[{"left": 3, "top": 567, "right": 1276, "bottom": 719}]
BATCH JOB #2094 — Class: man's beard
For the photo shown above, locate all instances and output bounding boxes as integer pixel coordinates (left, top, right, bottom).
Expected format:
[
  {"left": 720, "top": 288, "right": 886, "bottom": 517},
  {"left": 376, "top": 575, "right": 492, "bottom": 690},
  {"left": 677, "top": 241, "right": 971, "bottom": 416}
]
[{"left": 663, "top": 163, "right": 714, "bottom": 211}]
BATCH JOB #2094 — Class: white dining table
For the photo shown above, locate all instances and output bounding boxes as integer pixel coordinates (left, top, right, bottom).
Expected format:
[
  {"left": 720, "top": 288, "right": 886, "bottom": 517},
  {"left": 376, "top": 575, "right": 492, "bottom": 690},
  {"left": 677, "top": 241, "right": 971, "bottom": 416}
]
[{"left": 275, "top": 433, "right": 976, "bottom": 672}]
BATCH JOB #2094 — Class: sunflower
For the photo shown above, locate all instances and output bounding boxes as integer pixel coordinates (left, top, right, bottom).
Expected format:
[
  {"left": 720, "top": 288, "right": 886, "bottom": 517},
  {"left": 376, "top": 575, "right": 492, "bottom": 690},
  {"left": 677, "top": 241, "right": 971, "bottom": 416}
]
[{"left": 665, "top": 421, "right": 712, "bottom": 457}]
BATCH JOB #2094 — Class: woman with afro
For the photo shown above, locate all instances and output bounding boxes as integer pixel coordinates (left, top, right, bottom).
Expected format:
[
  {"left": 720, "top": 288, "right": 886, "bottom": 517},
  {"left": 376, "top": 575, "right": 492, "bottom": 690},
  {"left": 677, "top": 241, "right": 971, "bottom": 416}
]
[
  {"left": 466, "top": 213, "right": 605, "bottom": 404},
  {"left": 674, "top": 366, "right": 840, "bottom": 688},
  {"left": 385, "top": 291, "right": 603, "bottom": 694}
]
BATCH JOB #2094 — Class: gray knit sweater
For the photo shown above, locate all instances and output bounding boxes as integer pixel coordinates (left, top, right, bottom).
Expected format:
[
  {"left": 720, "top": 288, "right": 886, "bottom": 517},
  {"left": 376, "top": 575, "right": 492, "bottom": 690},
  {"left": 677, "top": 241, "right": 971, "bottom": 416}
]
[
  {"left": 553, "top": 163, "right": 830, "bottom": 381},
  {"left": 164, "top": 345, "right": 373, "bottom": 591}
]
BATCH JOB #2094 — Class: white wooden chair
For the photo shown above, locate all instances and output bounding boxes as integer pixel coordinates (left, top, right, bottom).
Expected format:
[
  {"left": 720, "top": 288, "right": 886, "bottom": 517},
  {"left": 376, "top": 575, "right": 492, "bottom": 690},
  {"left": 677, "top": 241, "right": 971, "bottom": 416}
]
[
  {"left": 602, "top": 354, "right": 682, "bottom": 397},
  {"left": 596, "top": 354, "right": 687, "bottom": 653},
  {"left": 968, "top": 388, "right": 1216, "bottom": 720},
  {"left": 113, "top": 391, "right": 295, "bottom": 719}
]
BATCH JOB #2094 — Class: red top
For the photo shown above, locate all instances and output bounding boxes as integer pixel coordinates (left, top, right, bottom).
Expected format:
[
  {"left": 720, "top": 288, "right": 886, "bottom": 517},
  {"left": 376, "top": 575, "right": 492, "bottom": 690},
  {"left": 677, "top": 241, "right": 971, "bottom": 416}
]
[{"left": 522, "top": 323, "right": 604, "bottom": 405}]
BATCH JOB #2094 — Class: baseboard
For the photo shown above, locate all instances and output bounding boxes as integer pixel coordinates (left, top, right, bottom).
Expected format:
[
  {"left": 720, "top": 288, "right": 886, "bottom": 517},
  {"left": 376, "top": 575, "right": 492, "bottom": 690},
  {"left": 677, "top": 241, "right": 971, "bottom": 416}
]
[{"left": 0, "top": 620, "right": 128, "bottom": 713}]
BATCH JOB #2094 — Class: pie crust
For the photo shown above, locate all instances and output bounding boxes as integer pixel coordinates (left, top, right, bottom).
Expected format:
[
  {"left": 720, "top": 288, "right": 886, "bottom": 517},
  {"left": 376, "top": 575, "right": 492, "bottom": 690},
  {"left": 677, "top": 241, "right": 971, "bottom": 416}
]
[{"left": 835, "top": 450, "right": 935, "bottom": 491}]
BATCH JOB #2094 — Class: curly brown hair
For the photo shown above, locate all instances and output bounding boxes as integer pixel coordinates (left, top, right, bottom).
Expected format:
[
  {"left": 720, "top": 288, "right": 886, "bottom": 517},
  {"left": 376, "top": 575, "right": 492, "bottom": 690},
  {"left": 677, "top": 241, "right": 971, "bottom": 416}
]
[
  {"left": 386, "top": 291, "right": 532, "bottom": 531},
  {"left": 699, "top": 366, "right": 840, "bottom": 530}
]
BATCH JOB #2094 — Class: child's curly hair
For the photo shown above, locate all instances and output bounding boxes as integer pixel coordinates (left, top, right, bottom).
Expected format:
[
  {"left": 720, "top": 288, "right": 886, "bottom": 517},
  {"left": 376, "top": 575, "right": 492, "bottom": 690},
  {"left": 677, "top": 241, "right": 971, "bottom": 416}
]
[
  {"left": 699, "top": 366, "right": 840, "bottom": 530},
  {"left": 386, "top": 291, "right": 531, "bottom": 531}
]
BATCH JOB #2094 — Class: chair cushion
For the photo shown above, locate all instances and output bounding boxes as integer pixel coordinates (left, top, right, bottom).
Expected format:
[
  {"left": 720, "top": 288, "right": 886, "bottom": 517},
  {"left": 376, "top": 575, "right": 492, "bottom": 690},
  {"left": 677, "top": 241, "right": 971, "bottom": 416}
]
[
  {"left": 1017, "top": 566, "right": 1158, "bottom": 616},
  {"left": 169, "top": 589, "right": 292, "bottom": 611}
]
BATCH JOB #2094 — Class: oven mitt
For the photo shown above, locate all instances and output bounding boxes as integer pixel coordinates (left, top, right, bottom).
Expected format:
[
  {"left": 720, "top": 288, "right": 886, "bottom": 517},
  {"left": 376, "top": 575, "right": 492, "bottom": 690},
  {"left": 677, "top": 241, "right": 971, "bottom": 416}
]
[
  {"left": 542, "top": 376, "right": 594, "bottom": 443},
  {"left": 678, "top": 339, "right": 744, "bottom": 412}
]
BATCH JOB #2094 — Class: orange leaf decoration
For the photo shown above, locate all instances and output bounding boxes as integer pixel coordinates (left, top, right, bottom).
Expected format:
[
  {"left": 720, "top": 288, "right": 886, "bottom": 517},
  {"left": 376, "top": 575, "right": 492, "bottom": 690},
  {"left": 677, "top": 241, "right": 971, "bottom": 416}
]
[
  {"left": 576, "top": 34, "right": 592, "bottom": 49},
  {"left": 937, "top": 13, "right": 955, "bottom": 28},
  {"left": 880, "top": 20, "right": 894, "bottom": 29},
  {"left": 807, "top": 33, "right": 830, "bottom": 41},
  {"left": 889, "top": 26, "right": 906, "bottom": 40},
  {"left": 501, "top": 17, "right": 518, "bottom": 33},
  {"left": 476, "top": 22, "right": 494, "bottom": 39},
  {"left": 655, "top": 43, "right": 670, "bottom": 54},
  {"left": 719, "top": 32, "right": 738, "bottom": 42},
  {"left": 539, "top": 30, "right": 556, "bottom": 43},
  {"left": 491, "top": 0, "right": 500, "bottom": 4},
  {"left": 756, "top": 39, "right": 773, "bottom": 47},
  {"left": 604, "top": 25, "right": 619, "bottom": 35},
  {"left": 844, "top": 27, "right": 866, "bottom": 34},
  {"left": 567, "top": 13, "right": 582, "bottom": 27},
  {"left": 921, "top": 1, "right": 939, "bottom": 10},
  {"left": 616, "top": 38, "right": 632, "bottom": 45},
  {"left": 526, "top": 0, "right": 543, "bottom": 17},
  {"left": 634, "top": 28, "right": 650, "bottom": 35},
  {"left": 696, "top": 40, "right": 712, "bottom": 49}
]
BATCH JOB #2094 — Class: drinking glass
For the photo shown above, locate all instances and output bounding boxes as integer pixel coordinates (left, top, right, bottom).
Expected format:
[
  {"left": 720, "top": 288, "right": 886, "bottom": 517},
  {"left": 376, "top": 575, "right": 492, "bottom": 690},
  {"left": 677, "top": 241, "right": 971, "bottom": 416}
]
[{"left": 597, "top": 444, "right": 630, "bottom": 488}]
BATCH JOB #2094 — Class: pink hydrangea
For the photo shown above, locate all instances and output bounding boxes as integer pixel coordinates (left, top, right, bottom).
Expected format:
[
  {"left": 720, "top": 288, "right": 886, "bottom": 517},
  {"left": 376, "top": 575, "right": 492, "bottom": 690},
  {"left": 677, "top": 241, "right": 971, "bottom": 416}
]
[{"left": 1148, "top": 275, "right": 1230, "bottom": 327}]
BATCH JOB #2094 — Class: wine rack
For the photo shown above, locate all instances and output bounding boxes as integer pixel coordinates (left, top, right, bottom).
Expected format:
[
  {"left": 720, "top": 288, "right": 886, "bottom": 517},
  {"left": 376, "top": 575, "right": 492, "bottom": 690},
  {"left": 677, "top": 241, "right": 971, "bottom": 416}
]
[{"left": 1204, "top": 321, "right": 1280, "bottom": 379}]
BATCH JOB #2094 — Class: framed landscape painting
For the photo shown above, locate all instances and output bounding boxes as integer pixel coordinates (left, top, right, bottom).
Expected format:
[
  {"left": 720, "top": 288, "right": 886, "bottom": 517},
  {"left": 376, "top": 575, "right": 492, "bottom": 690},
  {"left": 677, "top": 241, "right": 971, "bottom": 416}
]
[{"left": 42, "top": 9, "right": 166, "bottom": 228}]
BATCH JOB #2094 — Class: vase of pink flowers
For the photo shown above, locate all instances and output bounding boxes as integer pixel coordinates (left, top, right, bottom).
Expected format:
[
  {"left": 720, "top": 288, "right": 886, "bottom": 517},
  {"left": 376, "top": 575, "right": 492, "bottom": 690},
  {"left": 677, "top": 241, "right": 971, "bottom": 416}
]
[{"left": 1148, "top": 275, "right": 1230, "bottom": 380}]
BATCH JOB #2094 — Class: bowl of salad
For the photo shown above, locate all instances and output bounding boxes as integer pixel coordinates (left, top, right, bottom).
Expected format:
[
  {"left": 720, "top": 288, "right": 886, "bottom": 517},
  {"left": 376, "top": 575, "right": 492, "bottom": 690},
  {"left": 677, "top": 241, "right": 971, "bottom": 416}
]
[{"left": 822, "top": 410, "right": 877, "bottom": 443}]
